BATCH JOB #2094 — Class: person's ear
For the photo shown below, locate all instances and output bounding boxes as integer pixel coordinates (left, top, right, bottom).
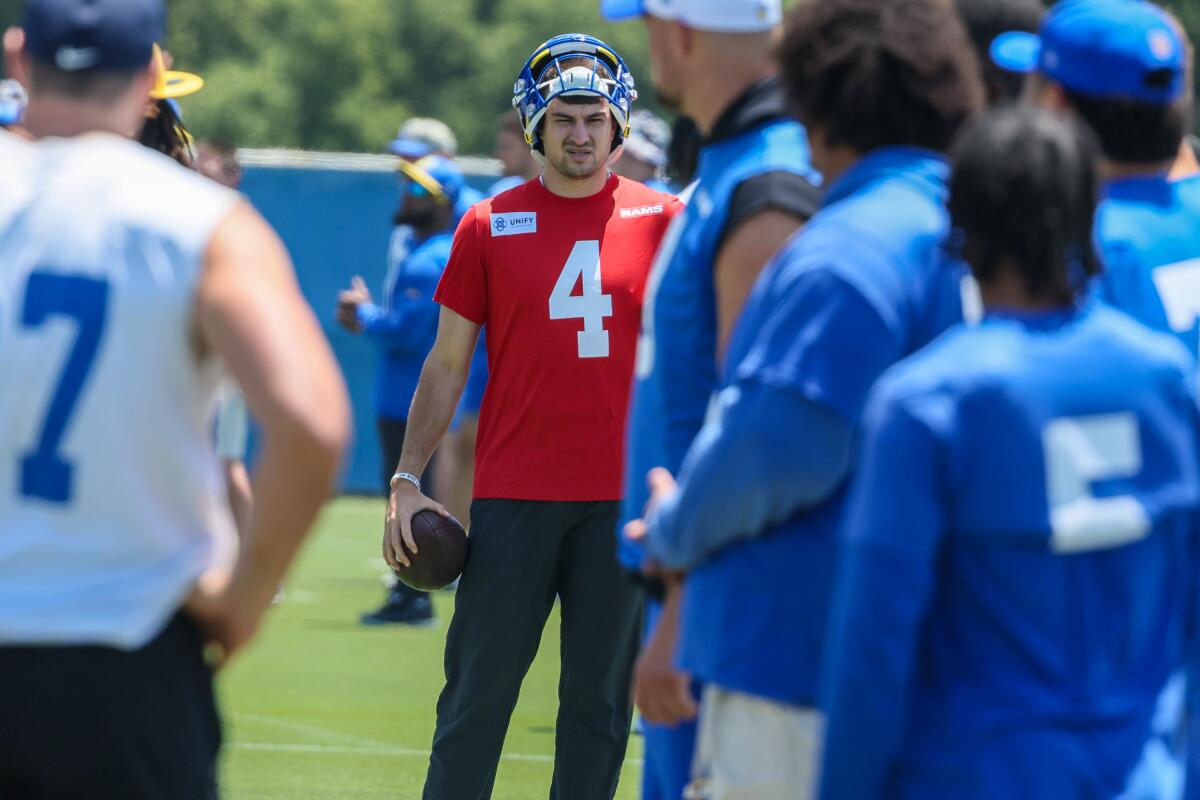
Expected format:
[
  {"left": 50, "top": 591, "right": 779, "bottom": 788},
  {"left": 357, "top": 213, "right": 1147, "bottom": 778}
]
[
  {"left": 133, "top": 57, "right": 158, "bottom": 99},
  {"left": 4, "top": 28, "right": 29, "bottom": 88}
]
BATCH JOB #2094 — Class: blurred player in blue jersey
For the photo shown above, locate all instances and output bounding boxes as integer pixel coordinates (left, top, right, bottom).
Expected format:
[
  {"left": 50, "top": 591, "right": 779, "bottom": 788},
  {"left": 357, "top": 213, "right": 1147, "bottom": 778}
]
[
  {"left": 993, "top": 0, "right": 1196, "bottom": 358},
  {"left": 0, "top": 0, "right": 349, "bottom": 793},
  {"left": 623, "top": 0, "right": 983, "bottom": 794},
  {"left": 600, "top": 0, "right": 821, "bottom": 796},
  {"left": 487, "top": 111, "right": 540, "bottom": 197},
  {"left": 612, "top": 109, "right": 672, "bottom": 192},
  {"left": 996, "top": 7, "right": 1200, "bottom": 791},
  {"left": 380, "top": 118, "right": 484, "bottom": 299},
  {"left": 338, "top": 155, "right": 466, "bottom": 626},
  {"left": 388, "top": 116, "right": 485, "bottom": 225},
  {"left": 820, "top": 104, "right": 1200, "bottom": 800}
]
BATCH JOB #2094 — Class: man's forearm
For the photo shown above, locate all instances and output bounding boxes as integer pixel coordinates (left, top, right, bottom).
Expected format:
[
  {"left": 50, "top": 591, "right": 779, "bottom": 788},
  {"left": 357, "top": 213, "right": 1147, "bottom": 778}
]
[
  {"left": 396, "top": 356, "right": 469, "bottom": 477},
  {"left": 645, "top": 381, "right": 853, "bottom": 570}
]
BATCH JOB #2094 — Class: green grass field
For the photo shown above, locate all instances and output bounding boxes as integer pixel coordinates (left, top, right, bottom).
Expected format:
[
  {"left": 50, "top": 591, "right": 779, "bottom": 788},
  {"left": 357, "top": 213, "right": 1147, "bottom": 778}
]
[{"left": 218, "top": 497, "right": 643, "bottom": 799}]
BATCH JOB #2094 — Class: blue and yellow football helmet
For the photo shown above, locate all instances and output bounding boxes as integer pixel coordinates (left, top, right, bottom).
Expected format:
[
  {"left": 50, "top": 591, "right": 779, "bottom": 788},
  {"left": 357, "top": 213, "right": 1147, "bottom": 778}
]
[{"left": 512, "top": 33, "right": 638, "bottom": 153}]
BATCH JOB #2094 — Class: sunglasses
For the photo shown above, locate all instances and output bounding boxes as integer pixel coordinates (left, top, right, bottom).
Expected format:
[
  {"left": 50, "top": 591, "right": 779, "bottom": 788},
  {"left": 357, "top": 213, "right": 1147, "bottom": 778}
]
[{"left": 396, "top": 160, "right": 447, "bottom": 200}]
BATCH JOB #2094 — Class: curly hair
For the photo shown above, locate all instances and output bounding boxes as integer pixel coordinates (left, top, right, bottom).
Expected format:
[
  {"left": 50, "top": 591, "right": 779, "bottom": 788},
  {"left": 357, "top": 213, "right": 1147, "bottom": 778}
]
[
  {"left": 949, "top": 105, "right": 1101, "bottom": 305},
  {"left": 138, "top": 98, "right": 194, "bottom": 168},
  {"left": 778, "top": 0, "right": 985, "bottom": 154}
]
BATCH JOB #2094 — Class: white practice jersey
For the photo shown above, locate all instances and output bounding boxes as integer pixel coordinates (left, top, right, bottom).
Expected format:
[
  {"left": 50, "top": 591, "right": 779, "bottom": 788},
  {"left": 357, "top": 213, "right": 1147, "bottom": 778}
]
[
  {"left": 0, "top": 134, "right": 240, "bottom": 649},
  {"left": 0, "top": 129, "right": 35, "bottom": 219}
]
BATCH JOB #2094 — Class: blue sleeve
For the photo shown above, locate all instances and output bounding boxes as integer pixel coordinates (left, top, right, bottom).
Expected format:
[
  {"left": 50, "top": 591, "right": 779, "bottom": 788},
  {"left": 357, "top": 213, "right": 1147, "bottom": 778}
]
[
  {"left": 818, "top": 387, "right": 946, "bottom": 800},
  {"left": 643, "top": 381, "right": 852, "bottom": 570},
  {"left": 732, "top": 266, "right": 905, "bottom": 422},
  {"left": 642, "top": 267, "right": 902, "bottom": 570},
  {"left": 358, "top": 250, "right": 445, "bottom": 350}
]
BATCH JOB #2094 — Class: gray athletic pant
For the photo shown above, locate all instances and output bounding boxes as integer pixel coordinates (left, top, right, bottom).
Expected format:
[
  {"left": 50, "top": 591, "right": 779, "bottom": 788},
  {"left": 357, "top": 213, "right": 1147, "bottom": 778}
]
[{"left": 422, "top": 499, "right": 643, "bottom": 800}]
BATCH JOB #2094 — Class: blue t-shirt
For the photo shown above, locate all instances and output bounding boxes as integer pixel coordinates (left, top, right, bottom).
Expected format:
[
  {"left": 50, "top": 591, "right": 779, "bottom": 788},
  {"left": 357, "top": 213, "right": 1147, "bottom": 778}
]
[
  {"left": 676, "top": 147, "right": 966, "bottom": 705},
  {"left": 358, "top": 230, "right": 453, "bottom": 420},
  {"left": 1095, "top": 173, "right": 1200, "bottom": 361},
  {"left": 620, "top": 106, "right": 819, "bottom": 569},
  {"left": 487, "top": 175, "right": 525, "bottom": 197},
  {"left": 451, "top": 179, "right": 522, "bottom": 423},
  {"left": 1094, "top": 170, "right": 1200, "bottom": 800},
  {"left": 454, "top": 332, "right": 488, "bottom": 421},
  {"left": 455, "top": 186, "right": 485, "bottom": 227},
  {"left": 820, "top": 303, "right": 1200, "bottom": 800}
]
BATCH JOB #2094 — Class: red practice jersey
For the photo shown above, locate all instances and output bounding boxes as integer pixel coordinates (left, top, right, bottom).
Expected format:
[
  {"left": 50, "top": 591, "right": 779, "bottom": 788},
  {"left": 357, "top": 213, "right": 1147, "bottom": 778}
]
[{"left": 435, "top": 174, "right": 682, "bottom": 501}]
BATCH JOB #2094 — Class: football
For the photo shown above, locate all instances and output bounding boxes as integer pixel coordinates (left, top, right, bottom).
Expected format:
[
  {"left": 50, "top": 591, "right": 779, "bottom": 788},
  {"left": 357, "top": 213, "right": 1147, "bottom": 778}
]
[{"left": 394, "top": 510, "right": 468, "bottom": 591}]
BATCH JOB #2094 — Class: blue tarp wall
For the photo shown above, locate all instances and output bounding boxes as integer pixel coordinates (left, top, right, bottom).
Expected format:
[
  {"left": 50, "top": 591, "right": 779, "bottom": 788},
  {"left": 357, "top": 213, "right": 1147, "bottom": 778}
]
[{"left": 241, "top": 164, "right": 494, "bottom": 495}]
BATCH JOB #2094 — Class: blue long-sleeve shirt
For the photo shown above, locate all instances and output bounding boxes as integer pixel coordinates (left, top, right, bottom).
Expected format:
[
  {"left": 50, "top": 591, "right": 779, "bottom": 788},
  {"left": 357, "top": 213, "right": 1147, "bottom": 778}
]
[
  {"left": 820, "top": 304, "right": 1200, "bottom": 800},
  {"left": 656, "top": 147, "right": 966, "bottom": 707},
  {"left": 644, "top": 380, "right": 852, "bottom": 570},
  {"left": 358, "top": 229, "right": 453, "bottom": 420}
]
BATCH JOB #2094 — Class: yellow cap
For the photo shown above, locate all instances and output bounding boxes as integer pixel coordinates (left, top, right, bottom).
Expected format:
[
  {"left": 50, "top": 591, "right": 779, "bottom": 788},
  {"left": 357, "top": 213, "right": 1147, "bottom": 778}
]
[{"left": 150, "top": 44, "right": 205, "bottom": 100}]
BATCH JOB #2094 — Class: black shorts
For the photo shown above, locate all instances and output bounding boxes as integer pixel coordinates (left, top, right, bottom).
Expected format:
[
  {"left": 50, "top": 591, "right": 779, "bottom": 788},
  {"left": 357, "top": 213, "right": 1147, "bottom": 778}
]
[{"left": 0, "top": 613, "right": 221, "bottom": 800}]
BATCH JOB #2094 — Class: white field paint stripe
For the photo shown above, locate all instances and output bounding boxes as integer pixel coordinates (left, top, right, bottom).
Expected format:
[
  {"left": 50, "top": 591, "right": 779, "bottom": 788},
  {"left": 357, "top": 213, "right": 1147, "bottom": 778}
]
[
  {"left": 229, "top": 741, "right": 644, "bottom": 767},
  {"left": 230, "top": 712, "right": 393, "bottom": 749},
  {"left": 233, "top": 742, "right": 436, "bottom": 758}
]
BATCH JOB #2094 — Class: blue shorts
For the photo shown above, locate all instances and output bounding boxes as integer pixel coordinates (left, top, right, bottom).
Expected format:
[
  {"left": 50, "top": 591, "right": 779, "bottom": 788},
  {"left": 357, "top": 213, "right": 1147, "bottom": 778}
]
[{"left": 641, "top": 598, "right": 699, "bottom": 800}]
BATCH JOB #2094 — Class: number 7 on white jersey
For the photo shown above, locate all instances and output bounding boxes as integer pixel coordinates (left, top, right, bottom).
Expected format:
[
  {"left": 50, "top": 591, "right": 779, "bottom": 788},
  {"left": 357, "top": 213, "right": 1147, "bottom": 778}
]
[{"left": 550, "top": 240, "right": 613, "bottom": 359}]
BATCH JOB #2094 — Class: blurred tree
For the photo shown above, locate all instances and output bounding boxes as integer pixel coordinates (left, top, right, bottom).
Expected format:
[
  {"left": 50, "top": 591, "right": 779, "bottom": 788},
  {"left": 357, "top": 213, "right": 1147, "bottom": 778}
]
[
  {"left": 0, "top": 0, "right": 1197, "bottom": 155},
  {"left": 0, "top": 0, "right": 660, "bottom": 153}
]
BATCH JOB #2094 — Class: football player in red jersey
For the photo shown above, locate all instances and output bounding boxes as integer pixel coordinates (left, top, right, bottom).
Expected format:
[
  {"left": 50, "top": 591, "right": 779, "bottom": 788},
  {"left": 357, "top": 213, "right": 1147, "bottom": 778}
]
[{"left": 381, "top": 34, "right": 681, "bottom": 799}]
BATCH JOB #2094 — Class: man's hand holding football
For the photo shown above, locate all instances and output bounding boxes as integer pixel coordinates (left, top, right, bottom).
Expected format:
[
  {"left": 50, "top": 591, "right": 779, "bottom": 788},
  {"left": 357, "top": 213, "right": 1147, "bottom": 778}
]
[{"left": 383, "top": 478, "right": 451, "bottom": 570}]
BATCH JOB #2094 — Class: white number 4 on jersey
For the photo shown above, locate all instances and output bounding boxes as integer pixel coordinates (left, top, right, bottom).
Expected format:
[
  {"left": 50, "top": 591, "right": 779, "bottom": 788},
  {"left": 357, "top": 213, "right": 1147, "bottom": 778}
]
[{"left": 550, "top": 240, "right": 613, "bottom": 359}]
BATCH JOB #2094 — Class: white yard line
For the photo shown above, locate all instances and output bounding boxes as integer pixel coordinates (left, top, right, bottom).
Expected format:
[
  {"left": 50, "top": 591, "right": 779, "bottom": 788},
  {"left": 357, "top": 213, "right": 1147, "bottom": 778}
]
[
  {"left": 230, "top": 711, "right": 644, "bottom": 767},
  {"left": 229, "top": 741, "right": 643, "bottom": 767},
  {"left": 231, "top": 712, "right": 394, "bottom": 749}
]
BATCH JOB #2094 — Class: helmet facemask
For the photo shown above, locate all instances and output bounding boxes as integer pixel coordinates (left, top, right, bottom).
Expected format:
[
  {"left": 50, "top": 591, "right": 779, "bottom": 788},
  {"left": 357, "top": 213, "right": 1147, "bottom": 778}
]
[{"left": 513, "top": 34, "right": 638, "bottom": 159}]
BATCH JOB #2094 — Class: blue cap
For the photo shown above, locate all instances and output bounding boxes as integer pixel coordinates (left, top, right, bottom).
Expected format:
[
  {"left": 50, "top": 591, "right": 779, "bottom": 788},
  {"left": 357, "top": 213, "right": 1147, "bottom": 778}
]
[
  {"left": 398, "top": 155, "right": 466, "bottom": 204},
  {"left": 600, "top": 0, "right": 643, "bottom": 19},
  {"left": 23, "top": 0, "right": 165, "bottom": 73},
  {"left": 388, "top": 139, "right": 433, "bottom": 159},
  {"left": 385, "top": 117, "right": 458, "bottom": 159},
  {"left": 991, "top": 0, "right": 1185, "bottom": 104}
]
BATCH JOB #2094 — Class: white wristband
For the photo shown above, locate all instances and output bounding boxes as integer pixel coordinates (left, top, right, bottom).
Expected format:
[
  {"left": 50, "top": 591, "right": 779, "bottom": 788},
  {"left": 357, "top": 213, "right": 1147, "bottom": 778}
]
[{"left": 390, "top": 472, "right": 421, "bottom": 492}]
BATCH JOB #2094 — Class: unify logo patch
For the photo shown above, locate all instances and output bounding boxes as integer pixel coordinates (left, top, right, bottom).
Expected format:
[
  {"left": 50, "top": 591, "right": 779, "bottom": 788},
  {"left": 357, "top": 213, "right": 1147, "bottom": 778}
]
[
  {"left": 619, "top": 204, "right": 664, "bottom": 219},
  {"left": 490, "top": 212, "right": 537, "bottom": 237}
]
